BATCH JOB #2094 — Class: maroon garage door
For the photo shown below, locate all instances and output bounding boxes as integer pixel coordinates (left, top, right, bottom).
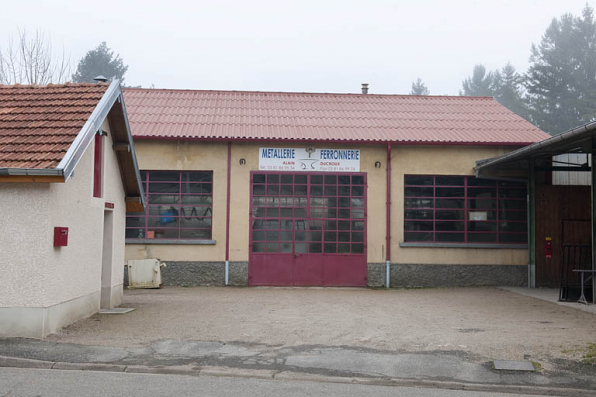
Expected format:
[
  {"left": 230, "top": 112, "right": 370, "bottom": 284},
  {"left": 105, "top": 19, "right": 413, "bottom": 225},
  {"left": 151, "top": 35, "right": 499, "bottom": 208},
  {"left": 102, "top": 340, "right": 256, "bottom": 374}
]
[{"left": 249, "top": 172, "right": 367, "bottom": 287}]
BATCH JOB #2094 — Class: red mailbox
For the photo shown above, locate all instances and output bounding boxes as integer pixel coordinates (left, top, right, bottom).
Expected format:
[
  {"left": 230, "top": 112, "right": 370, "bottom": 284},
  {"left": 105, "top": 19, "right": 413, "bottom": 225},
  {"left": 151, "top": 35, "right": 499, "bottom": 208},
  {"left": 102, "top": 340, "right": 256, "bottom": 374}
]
[{"left": 54, "top": 227, "right": 68, "bottom": 247}]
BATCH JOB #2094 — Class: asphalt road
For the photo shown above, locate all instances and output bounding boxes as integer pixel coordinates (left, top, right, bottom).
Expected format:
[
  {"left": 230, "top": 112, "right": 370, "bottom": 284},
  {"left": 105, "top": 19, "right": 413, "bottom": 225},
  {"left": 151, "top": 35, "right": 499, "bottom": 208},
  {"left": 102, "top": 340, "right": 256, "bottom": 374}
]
[{"left": 0, "top": 367, "right": 547, "bottom": 397}]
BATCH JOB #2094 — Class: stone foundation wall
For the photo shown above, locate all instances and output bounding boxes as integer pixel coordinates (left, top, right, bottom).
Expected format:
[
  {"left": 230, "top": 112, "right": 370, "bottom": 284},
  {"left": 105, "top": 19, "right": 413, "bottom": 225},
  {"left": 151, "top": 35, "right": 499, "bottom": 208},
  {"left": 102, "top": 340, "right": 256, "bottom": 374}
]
[
  {"left": 124, "top": 262, "right": 248, "bottom": 287},
  {"left": 367, "top": 263, "right": 527, "bottom": 288},
  {"left": 125, "top": 262, "right": 526, "bottom": 288}
]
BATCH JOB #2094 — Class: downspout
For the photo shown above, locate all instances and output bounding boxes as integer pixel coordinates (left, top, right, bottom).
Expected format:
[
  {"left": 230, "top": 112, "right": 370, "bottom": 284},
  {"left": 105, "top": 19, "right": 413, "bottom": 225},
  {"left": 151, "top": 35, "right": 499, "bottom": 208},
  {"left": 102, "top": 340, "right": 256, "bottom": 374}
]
[
  {"left": 225, "top": 141, "right": 232, "bottom": 285},
  {"left": 386, "top": 143, "right": 392, "bottom": 289}
]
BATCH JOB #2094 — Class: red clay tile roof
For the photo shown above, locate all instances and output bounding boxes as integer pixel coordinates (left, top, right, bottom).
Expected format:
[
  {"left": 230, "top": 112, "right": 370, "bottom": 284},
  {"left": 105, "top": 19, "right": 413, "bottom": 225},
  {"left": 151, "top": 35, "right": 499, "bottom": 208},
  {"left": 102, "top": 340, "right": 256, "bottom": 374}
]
[
  {"left": 123, "top": 88, "right": 550, "bottom": 144},
  {"left": 0, "top": 83, "right": 109, "bottom": 169}
]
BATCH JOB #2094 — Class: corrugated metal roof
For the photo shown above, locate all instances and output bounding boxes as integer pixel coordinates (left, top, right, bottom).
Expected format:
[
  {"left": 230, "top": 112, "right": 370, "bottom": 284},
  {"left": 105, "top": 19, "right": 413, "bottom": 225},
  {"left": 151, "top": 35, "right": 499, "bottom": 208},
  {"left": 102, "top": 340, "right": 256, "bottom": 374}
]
[
  {"left": 122, "top": 88, "right": 550, "bottom": 144},
  {"left": 0, "top": 83, "right": 109, "bottom": 168}
]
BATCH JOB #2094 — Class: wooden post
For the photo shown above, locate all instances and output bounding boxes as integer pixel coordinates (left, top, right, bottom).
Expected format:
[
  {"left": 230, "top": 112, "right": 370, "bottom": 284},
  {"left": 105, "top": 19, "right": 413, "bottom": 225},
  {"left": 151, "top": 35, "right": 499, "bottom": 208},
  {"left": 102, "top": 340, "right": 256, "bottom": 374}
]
[{"left": 528, "top": 159, "right": 536, "bottom": 288}]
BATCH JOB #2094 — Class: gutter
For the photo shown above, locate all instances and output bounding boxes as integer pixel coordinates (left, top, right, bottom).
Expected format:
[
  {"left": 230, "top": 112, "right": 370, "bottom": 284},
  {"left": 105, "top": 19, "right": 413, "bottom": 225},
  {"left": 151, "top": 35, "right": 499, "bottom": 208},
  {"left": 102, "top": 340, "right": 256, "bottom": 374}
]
[
  {"left": 386, "top": 143, "right": 391, "bottom": 289},
  {"left": 0, "top": 168, "right": 64, "bottom": 177}
]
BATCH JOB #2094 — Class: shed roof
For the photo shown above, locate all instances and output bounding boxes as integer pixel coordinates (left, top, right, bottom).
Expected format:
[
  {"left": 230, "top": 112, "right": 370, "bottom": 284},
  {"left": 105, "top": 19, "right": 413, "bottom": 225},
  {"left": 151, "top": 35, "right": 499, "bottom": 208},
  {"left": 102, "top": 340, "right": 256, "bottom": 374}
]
[
  {"left": 0, "top": 83, "right": 109, "bottom": 168},
  {"left": 0, "top": 81, "right": 145, "bottom": 210},
  {"left": 123, "top": 88, "right": 550, "bottom": 145}
]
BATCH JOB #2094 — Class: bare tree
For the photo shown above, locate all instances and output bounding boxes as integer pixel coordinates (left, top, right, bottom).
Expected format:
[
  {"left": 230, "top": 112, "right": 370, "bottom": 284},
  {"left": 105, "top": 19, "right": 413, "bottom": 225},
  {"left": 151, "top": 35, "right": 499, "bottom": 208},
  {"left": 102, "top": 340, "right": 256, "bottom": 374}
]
[{"left": 0, "top": 29, "right": 71, "bottom": 85}]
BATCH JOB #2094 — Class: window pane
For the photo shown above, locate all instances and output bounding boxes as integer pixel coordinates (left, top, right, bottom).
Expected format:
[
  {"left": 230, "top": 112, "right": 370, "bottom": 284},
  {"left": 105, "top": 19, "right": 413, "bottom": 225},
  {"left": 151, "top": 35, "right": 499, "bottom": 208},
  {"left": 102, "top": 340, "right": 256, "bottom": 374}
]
[
  {"left": 296, "top": 243, "right": 308, "bottom": 253},
  {"left": 266, "top": 243, "right": 278, "bottom": 252},
  {"left": 352, "top": 221, "right": 364, "bottom": 230},
  {"left": 325, "top": 175, "right": 337, "bottom": 184},
  {"left": 324, "top": 243, "right": 337, "bottom": 253},
  {"left": 351, "top": 232, "right": 364, "bottom": 242},
  {"left": 295, "top": 185, "right": 307, "bottom": 195},
  {"left": 499, "top": 222, "right": 527, "bottom": 232},
  {"left": 338, "top": 221, "right": 351, "bottom": 230},
  {"left": 405, "top": 221, "right": 433, "bottom": 231},
  {"left": 405, "top": 187, "right": 433, "bottom": 197},
  {"left": 267, "top": 185, "right": 279, "bottom": 195},
  {"left": 182, "top": 195, "right": 212, "bottom": 205},
  {"left": 405, "top": 198, "right": 433, "bottom": 208},
  {"left": 253, "top": 174, "right": 266, "bottom": 183},
  {"left": 324, "top": 232, "right": 337, "bottom": 242},
  {"left": 149, "top": 171, "right": 180, "bottom": 182},
  {"left": 149, "top": 183, "right": 179, "bottom": 193},
  {"left": 295, "top": 231, "right": 307, "bottom": 241},
  {"left": 468, "top": 233, "right": 497, "bottom": 243},
  {"left": 351, "top": 175, "right": 364, "bottom": 185},
  {"left": 499, "top": 188, "right": 526, "bottom": 199},
  {"left": 148, "top": 217, "right": 178, "bottom": 228},
  {"left": 436, "top": 176, "right": 464, "bottom": 186},
  {"left": 325, "top": 208, "right": 337, "bottom": 218},
  {"left": 311, "top": 175, "right": 323, "bottom": 184},
  {"left": 338, "top": 243, "right": 351, "bottom": 253},
  {"left": 467, "top": 177, "right": 496, "bottom": 186},
  {"left": 308, "top": 243, "right": 321, "bottom": 253},
  {"left": 352, "top": 243, "right": 364, "bottom": 253},
  {"left": 468, "top": 199, "right": 497, "bottom": 210},
  {"left": 338, "top": 186, "right": 350, "bottom": 196},
  {"left": 405, "top": 209, "right": 433, "bottom": 220},
  {"left": 436, "top": 199, "right": 464, "bottom": 209},
  {"left": 325, "top": 221, "right": 337, "bottom": 230},
  {"left": 467, "top": 187, "right": 496, "bottom": 199},
  {"left": 181, "top": 183, "right": 212, "bottom": 194},
  {"left": 351, "top": 186, "right": 364, "bottom": 196},
  {"left": 295, "top": 175, "right": 307, "bottom": 184},
  {"left": 182, "top": 172, "right": 212, "bottom": 182},
  {"left": 435, "top": 187, "right": 464, "bottom": 197},
  {"left": 338, "top": 175, "right": 350, "bottom": 185},
  {"left": 294, "top": 208, "right": 307, "bottom": 218},
  {"left": 404, "top": 232, "right": 432, "bottom": 242},
  {"left": 181, "top": 218, "right": 212, "bottom": 228},
  {"left": 309, "top": 231, "right": 322, "bottom": 241},
  {"left": 468, "top": 221, "right": 497, "bottom": 232},
  {"left": 281, "top": 185, "right": 293, "bottom": 195},
  {"left": 499, "top": 210, "right": 527, "bottom": 221},
  {"left": 310, "top": 186, "right": 323, "bottom": 196},
  {"left": 280, "top": 208, "right": 293, "bottom": 217},
  {"left": 338, "top": 232, "right": 350, "bottom": 242},
  {"left": 281, "top": 174, "right": 293, "bottom": 183},
  {"left": 280, "top": 243, "right": 292, "bottom": 253},
  {"left": 126, "top": 217, "right": 145, "bottom": 228},
  {"left": 404, "top": 175, "right": 433, "bottom": 185},
  {"left": 253, "top": 185, "right": 265, "bottom": 195},
  {"left": 253, "top": 231, "right": 265, "bottom": 241},
  {"left": 280, "top": 231, "right": 293, "bottom": 241},
  {"left": 267, "top": 174, "right": 279, "bottom": 183},
  {"left": 252, "top": 242, "right": 266, "bottom": 252},
  {"left": 126, "top": 229, "right": 144, "bottom": 238},
  {"left": 148, "top": 228, "right": 179, "bottom": 239},
  {"left": 435, "top": 210, "right": 464, "bottom": 220},
  {"left": 325, "top": 186, "right": 337, "bottom": 195},
  {"left": 435, "top": 233, "right": 464, "bottom": 242},
  {"left": 266, "top": 231, "right": 279, "bottom": 240},
  {"left": 181, "top": 229, "right": 211, "bottom": 239},
  {"left": 435, "top": 221, "right": 464, "bottom": 232},
  {"left": 502, "top": 200, "right": 526, "bottom": 210}
]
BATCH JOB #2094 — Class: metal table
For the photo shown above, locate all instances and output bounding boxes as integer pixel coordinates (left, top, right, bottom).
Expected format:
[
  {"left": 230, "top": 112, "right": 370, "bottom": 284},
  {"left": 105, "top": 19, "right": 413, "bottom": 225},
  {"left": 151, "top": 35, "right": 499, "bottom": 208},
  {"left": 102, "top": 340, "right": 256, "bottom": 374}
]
[{"left": 572, "top": 269, "right": 596, "bottom": 305}]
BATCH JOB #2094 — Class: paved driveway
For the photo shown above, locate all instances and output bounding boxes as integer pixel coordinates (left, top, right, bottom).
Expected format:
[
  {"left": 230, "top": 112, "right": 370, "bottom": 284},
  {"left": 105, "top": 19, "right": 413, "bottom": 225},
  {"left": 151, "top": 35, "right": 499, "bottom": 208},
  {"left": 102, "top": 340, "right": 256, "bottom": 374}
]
[{"left": 48, "top": 287, "right": 596, "bottom": 365}]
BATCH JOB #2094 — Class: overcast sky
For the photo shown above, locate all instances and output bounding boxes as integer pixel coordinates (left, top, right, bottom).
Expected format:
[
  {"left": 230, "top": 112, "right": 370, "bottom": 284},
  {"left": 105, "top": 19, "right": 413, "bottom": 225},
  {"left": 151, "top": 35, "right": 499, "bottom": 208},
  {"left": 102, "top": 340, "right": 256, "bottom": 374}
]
[{"left": 1, "top": 0, "right": 594, "bottom": 95}]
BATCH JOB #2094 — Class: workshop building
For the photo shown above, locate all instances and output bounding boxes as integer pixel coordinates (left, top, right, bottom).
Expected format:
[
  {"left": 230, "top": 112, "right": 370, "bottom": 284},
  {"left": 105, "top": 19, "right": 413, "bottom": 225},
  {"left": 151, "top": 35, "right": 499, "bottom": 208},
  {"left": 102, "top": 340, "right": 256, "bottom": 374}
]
[{"left": 122, "top": 87, "right": 550, "bottom": 288}]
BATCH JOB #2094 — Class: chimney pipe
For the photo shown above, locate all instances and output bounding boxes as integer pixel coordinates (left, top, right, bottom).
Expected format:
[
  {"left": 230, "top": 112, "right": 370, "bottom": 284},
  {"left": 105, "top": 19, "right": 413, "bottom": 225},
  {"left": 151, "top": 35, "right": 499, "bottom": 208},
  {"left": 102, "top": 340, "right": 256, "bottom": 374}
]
[
  {"left": 93, "top": 75, "right": 108, "bottom": 83},
  {"left": 361, "top": 83, "right": 369, "bottom": 94}
]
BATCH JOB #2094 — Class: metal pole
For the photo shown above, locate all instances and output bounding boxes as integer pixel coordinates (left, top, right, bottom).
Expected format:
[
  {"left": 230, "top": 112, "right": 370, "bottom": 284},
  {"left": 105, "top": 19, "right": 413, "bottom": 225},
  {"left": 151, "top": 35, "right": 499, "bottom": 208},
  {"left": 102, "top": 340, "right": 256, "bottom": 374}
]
[
  {"left": 528, "top": 159, "right": 536, "bottom": 288},
  {"left": 225, "top": 142, "right": 232, "bottom": 286},
  {"left": 386, "top": 143, "right": 392, "bottom": 289},
  {"left": 590, "top": 137, "right": 596, "bottom": 303}
]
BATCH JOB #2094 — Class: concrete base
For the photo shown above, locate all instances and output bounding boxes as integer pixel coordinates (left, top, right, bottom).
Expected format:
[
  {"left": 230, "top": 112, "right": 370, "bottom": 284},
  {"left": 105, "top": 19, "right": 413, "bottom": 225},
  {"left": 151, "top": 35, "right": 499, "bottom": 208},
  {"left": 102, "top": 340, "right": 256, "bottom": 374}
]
[
  {"left": 367, "top": 263, "right": 527, "bottom": 288},
  {"left": 125, "top": 262, "right": 249, "bottom": 287},
  {"left": 0, "top": 291, "right": 100, "bottom": 339}
]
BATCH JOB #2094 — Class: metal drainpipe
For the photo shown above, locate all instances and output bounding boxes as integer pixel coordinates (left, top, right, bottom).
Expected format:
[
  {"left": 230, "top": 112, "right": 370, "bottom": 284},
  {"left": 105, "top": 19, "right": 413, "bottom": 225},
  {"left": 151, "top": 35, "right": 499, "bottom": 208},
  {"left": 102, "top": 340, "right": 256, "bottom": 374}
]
[
  {"left": 225, "top": 142, "right": 232, "bottom": 285},
  {"left": 386, "top": 143, "right": 392, "bottom": 289}
]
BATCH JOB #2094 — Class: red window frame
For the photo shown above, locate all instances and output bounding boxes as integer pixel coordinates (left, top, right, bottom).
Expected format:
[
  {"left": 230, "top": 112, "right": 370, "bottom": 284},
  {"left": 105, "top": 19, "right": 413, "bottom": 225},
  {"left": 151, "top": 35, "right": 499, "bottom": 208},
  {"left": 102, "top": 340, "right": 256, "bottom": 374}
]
[
  {"left": 404, "top": 175, "right": 527, "bottom": 245},
  {"left": 125, "top": 170, "right": 213, "bottom": 240},
  {"left": 93, "top": 133, "right": 103, "bottom": 198}
]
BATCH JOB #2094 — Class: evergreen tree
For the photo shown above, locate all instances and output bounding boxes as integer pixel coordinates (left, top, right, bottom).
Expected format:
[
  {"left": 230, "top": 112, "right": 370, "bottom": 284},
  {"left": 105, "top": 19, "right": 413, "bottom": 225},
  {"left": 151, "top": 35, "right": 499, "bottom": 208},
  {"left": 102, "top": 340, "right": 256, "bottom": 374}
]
[
  {"left": 493, "top": 63, "right": 529, "bottom": 120},
  {"left": 460, "top": 64, "right": 495, "bottom": 96},
  {"left": 410, "top": 78, "right": 430, "bottom": 95},
  {"left": 525, "top": 5, "right": 596, "bottom": 134},
  {"left": 72, "top": 42, "right": 128, "bottom": 84}
]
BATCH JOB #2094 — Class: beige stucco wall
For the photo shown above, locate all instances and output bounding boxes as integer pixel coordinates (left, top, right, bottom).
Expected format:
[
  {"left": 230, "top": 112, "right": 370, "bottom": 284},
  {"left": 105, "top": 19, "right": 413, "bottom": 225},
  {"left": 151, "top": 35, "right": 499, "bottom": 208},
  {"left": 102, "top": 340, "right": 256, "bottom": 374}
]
[
  {"left": 0, "top": 118, "right": 126, "bottom": 310},
  {"left": 127, "top": 141, "right": 527, "bottom": 266}
]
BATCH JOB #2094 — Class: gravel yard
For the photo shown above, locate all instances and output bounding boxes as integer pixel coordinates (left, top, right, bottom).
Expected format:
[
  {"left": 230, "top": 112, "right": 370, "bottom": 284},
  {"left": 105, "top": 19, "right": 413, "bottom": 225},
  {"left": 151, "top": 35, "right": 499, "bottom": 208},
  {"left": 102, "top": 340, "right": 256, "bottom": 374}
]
[{"left": 48, "top": 287, "right": 596, "bottom": 363}]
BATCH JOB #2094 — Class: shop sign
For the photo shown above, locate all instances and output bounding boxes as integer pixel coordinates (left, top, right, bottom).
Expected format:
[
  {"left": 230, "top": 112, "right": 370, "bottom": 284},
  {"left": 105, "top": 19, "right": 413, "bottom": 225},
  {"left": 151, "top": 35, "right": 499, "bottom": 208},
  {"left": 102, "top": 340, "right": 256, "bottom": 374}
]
[{"left": 259, "top": 148, "right": 360, "bottom": 172}]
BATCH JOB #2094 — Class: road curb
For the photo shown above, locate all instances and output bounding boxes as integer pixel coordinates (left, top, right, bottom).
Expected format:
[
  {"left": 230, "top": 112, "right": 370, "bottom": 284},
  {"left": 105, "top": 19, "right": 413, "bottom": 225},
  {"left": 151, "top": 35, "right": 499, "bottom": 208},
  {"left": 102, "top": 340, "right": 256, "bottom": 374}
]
[{"left": 0, "top": 355, "right": 593, "bottom": 396}]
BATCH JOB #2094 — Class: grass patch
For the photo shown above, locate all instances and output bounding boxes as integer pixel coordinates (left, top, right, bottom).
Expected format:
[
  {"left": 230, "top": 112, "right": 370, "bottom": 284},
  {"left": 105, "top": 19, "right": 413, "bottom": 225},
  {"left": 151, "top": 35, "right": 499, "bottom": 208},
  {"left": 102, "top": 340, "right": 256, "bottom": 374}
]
[
  {"left": 531, "top": 360, "right": 543, "bottom": 371},
  {"left": 584, "top": 343, "right": 596, "bottom": 365}
]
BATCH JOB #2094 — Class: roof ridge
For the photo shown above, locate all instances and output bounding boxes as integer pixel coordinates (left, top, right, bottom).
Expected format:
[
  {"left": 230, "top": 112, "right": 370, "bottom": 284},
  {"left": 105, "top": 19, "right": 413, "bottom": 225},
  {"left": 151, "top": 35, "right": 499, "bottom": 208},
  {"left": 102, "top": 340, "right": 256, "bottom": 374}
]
[
  {"left": 0, "top": 82, "right": 109, "bottom": 89},
  {"left": 122, "top": 87, "right": 494, "bottom": 100}
]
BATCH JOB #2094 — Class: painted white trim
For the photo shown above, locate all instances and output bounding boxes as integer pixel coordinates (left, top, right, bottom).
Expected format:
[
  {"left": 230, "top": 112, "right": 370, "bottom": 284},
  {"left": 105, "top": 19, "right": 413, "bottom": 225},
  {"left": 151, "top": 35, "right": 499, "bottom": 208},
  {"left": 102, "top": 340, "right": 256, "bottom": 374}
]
[{"left": 58, "top": 82, "right": 123, "bottom": 182}]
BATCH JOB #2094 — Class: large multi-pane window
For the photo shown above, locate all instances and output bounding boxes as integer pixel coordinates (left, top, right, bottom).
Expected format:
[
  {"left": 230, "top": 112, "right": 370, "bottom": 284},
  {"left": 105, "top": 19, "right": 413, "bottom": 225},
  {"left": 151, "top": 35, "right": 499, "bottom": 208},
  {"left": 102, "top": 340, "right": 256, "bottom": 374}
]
[
  {"left": 126, "top": 171, "right": 213, "bottom": 240},
  {"left": 404, "top": 175, "right": 527, "bottom": 244}
]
